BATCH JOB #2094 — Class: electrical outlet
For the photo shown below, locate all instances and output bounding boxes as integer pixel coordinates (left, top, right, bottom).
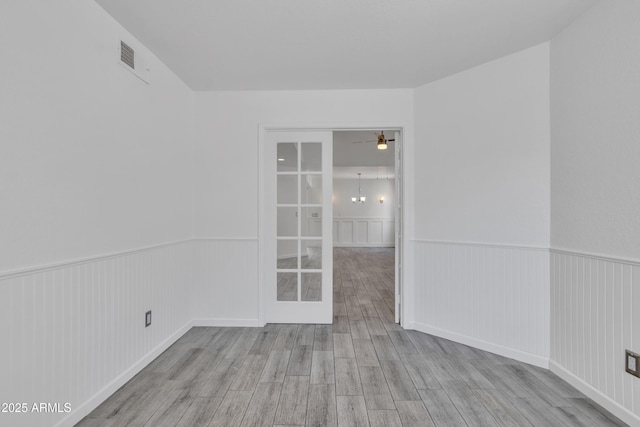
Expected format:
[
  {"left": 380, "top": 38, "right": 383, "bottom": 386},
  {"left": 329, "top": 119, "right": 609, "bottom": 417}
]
[
  {"left": 145, "top": 310, "right": 152, "bottom": 328},
  {"left": 626, "top": 350, "right": 639, "bottom": 378}
]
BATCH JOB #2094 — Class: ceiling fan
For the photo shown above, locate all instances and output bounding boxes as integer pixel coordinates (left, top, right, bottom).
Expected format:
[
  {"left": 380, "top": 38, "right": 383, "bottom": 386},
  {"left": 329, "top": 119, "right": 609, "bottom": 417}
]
[{"left": 351, "top": 131, "right": 395, "bottom": 150}]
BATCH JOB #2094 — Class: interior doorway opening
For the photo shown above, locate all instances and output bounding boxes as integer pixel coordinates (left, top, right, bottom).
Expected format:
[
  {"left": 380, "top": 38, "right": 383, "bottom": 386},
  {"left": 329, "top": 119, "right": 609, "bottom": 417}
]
[
  {"left": 260, "top": 125, "right": 404, "bottom": 327},
  {"left": 332, "top": 130, "right": 401, "bottom": 324}
]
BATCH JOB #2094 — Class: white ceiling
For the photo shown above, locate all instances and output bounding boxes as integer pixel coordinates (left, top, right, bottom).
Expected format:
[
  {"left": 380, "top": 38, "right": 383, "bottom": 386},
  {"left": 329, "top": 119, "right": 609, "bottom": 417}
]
[
  {"left": 95, "top": 0, "right": 596, "bottom": 91},
  {"left": 333, "top": 131, "right": 395, "bottom": 169}
]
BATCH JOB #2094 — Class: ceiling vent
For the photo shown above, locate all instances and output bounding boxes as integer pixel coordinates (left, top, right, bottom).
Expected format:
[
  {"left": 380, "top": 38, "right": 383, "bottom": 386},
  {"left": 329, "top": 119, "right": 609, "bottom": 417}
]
[
  {"left": 120, "top": 41, "right": 135, "bottom": 69},
  {"left": 118, "top": 38, "right": 150, "bottom": 84}
]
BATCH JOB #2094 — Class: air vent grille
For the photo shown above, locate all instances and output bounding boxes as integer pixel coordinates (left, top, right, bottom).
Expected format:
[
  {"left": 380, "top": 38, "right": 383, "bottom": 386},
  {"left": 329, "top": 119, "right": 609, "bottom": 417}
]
[{"left": 120, "top": 41, "right": 135, "bottom": 69}]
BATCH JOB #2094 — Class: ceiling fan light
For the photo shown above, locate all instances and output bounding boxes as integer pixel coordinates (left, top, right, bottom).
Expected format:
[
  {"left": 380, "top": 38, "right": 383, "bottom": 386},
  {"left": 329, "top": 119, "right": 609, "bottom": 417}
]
[{"left": 377, "top": 140, "right": 388, "bottom": 150}]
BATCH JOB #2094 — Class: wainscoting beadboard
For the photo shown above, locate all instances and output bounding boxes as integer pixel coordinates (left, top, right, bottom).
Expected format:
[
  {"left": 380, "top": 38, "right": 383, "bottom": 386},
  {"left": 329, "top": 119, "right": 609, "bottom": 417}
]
[
  {"left": 0, "top": 240, "right": 195, "bottom": 427},
  {"left": 550, "top": 249, "right": 640, "bottom": 426},
  {"left": 332, "top": 217, "right": 394, "bottom": 247},
  {"left": 192, "top": 238, "right": 260, "bottom": 326},
  {"left": 410, "top": 240, "right": 550, "bottom": 367}
]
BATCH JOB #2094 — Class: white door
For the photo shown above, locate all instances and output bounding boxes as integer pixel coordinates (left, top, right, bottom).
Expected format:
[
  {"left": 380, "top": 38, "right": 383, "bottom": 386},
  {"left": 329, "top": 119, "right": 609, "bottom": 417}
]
[{"left": 265, "top": 131, "right": 333, "bottom": 324}]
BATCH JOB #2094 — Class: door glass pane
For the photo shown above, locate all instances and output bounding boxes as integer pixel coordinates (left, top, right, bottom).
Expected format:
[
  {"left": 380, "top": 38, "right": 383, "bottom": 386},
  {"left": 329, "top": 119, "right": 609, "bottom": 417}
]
[
  {"left": 301, "top": 273, "right": 322, "bottom": 301},
  {"left": 277, "top": 207, "right": 298, "bottom": 237},
  {"left": 277, "top": 272, "right": 298, "bottom": 301},
  {"left": 277, "top": 240, "right": 298, "bottom": 269},
  {"left": 301, "top": 240, "right": 322, "bottom": 269},
  {"left": 273, "top": 135, "right": 327, "bottom": 311},
  {"left": 301, "top": 207, "right": 321, "bottom": 237},
  {"left": 277, "top": 175, "right": 297, "bottom": 204},
  {"left": 301, "top": 174, "right": 322, "bottom": 204},
  {"left": 277, "top": 142, "right": 297, "bottom": 172},
  {"left": 301, "top": 143, "right": 321, "bottom": 172}
]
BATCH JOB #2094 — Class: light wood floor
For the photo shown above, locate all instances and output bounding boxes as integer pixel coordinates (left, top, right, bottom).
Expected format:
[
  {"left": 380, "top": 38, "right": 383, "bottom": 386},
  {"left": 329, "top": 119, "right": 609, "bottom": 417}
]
[{"left": 79, "top": 248, "right": 627, "bottom": 426}]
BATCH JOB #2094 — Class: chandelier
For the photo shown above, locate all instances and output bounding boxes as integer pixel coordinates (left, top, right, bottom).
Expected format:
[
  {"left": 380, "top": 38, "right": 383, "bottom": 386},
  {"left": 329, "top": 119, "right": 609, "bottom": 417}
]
[{"left": 351, "top": 173, "right": 366, "bottom": 204}]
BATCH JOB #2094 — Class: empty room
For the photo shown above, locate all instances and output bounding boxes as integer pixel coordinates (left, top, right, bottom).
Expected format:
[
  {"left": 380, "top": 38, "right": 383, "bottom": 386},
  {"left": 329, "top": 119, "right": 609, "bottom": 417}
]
[{"left": 1, "top": 1, "right": 638, "bottom": 426}]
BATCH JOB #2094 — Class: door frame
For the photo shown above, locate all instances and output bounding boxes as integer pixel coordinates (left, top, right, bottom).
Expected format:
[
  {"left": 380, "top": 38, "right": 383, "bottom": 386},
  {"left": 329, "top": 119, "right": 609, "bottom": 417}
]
[{"left": 258, "top": 122, "right": 410, "bottom": 327}]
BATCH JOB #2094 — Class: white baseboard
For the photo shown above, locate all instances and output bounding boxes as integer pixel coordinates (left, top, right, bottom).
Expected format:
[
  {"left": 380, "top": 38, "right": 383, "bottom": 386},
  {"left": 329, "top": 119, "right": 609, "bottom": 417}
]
[
  {"left": 549, "top": 360, "right": 639, "bottom": 426},
  {"left": 193, "top": 318, "right": 261, "bottom": 327},
  {"left": 408, "top": 321, "right": 549, "bottom": 368},
  {"left": 56, "top": 320, "right": 194, "bottom": 427}
]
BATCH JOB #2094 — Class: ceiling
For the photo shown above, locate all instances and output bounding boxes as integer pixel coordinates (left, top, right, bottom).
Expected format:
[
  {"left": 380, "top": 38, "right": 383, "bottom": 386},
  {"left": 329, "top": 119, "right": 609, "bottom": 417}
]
[
  {"left": 333, "top": 130, "right": 395, "bottom": 171},
  {"left": 95, "top": 0, "right": 596, "bottom": 90}
]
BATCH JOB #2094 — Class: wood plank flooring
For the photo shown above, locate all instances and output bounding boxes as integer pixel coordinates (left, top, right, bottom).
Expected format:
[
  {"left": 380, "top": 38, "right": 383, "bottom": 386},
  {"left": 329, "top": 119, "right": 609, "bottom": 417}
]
[{"left": 78, "top": 248, "right": 627, "bottom": 427}]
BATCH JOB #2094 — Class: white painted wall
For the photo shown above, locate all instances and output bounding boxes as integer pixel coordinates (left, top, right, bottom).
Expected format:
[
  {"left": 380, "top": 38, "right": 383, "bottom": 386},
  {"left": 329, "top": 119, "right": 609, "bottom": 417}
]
[
  {"left": 550, "top": 1, "right": 640, "bottom": 424},
  {"left": 193, "top": 89, "right": 413, "bottom": 238},
  {"left": 333, "top": 177, "right": 395, "bottom": 219},
  {"left": 193, "top": 89, "right": 413, "bottom": 323},
  {"left": 550, "top": 1, "right": 640, "bottom": 261},
  {"left": 0, "top": 1, "right": 194, "bottom": 273},
  {"left": 414, "top": 42, "right": 550, "bottom": 246},
  {"left": 332, "top": 178, "right": 395, "bottom": 247},
  {"left": 0, "top": 2, "right": 195, "bottom": 426},
  {"left": 411, "top": 43, "right": 552, "bottom": 365}
]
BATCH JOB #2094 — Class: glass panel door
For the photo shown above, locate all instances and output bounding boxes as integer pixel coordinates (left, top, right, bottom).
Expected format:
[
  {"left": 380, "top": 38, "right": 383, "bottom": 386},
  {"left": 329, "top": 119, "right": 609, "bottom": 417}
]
[{"left": 266, "top": 131, "right": 333, "bottom": 323}]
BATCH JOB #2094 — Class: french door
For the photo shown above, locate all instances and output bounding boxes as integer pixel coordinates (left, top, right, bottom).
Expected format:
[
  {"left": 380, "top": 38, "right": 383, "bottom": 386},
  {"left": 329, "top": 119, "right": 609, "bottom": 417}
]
[{"left": 265, "top": 131, "right": 333, "bottom": 324}]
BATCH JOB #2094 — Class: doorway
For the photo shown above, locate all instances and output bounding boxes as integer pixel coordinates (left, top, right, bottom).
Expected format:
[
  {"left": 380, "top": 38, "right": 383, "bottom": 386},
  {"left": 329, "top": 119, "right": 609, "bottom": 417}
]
[
  {"left": 332, "top": 130, "right": 400, "bottom": 324},
  {"left": 260, "top": 126, "right": 403, "bottom": 326}
]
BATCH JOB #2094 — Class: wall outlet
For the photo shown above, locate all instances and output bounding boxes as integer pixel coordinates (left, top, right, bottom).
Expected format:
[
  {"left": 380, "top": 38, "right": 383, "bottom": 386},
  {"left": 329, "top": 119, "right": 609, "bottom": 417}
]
[
  {"left": 145, "top": 310, "right": 152, "bottom": 328},
  {"left": 625, "top": 350, "right": 639, "bottom": 378}
]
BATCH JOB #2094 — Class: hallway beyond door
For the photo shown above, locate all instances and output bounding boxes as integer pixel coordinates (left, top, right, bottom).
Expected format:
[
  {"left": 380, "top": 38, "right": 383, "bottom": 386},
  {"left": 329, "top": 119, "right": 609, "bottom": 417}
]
[{"left": 333, "top": 247, "right": 396, "bottom": 327}]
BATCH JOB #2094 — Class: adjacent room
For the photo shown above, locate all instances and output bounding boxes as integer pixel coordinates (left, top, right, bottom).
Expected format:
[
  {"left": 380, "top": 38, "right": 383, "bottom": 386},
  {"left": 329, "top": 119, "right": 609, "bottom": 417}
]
[{"left": 1, "top": 1, "right": 638, "bottom": 426}]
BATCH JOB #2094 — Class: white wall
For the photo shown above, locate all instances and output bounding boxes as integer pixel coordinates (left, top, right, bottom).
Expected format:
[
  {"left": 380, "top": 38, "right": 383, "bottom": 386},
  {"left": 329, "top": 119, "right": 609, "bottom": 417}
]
[
  {"left": 411, "top": 43, "right": 551, "bottom": 366},
  {"left": 550, "top": 0, "right": 640, "bottom": 261},
  {"left": 0, "top": 2, "right": 194, "bottom": 273},
  {"left": 333, "top": 178, "right": 395, "bottom": 219},
  {"left": 193, "top": 89, "right": 413, "bottom": 238},
  {"left": 550, "top": 1, "right": 640, "bottom": 424},
  {"left": 193, "top": 89, "right": 413, "bottom": 323},
  {"left": 0, "top": 1, "right": 195, "bottom": 426},
  {"left": 414, "top": 43, "right": 550, "bottom": 246},
  {"left": 333, "top": 178, "right": 395, "bottom": 247}
]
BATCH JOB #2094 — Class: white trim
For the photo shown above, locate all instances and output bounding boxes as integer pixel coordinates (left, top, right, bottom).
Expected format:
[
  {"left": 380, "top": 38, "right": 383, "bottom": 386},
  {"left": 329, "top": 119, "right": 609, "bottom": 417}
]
[
  {"left": 193, "top": 318, "right": 262, "bottom": 327},
  {"left": 258, "top": 123, "right": 266, "bottom": 326},
  {"left": 412, "top": 238, "right": 549, "bottom": 252},
  {"left": 56, "top": 320, "right": 193, "bottom": 427},
  {"left": 408, "top": 321, "right": 549, "bottom": 369},
  {"left": 550, "top": 247, "right": 640, "bottom": 266},
  {"left": 549, "top": 361, "right": 640, "bottom": 427},
  {"left": 0, "top": 237, "right": 261, "bottom": 280},
  {"left": 0, "top": 239, "right": 192, "bottom": 280}
]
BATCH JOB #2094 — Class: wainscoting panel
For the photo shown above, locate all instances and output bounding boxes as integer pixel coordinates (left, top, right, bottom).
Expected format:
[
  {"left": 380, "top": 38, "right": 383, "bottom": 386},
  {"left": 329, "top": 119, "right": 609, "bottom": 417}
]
[
  {"left": 333, "top": 217, "right": 394, "bottom": 247},
  {"left": 411, "top": 240, "right": 550, "bottom": 367},
  {"left": 550, "top": 250, "right": 639, "bottom": 425},
  {"left": 0, "top": 240, "right": 195, "bottom": 427},
  {"left": 192, "top": 238, "right": 260, "bottom": 326}
]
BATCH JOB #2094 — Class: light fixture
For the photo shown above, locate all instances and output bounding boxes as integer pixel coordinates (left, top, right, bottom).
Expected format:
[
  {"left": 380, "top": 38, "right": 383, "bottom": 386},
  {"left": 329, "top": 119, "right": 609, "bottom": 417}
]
[
  {"left": 376, "top": 131, "right": 388, "bottom": 150},
  {"left": 351, "top": 173, "right": 366, "bottom": 204},
  {"left": 378, "top": 196, "right": 384, "bottom": 204},
  {"left": 277, "top": 158, "right": 285, "bottom": 162}
]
